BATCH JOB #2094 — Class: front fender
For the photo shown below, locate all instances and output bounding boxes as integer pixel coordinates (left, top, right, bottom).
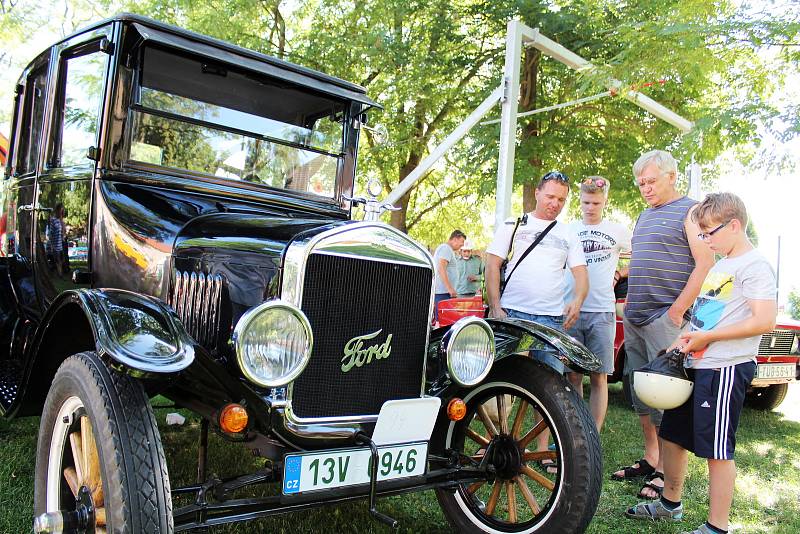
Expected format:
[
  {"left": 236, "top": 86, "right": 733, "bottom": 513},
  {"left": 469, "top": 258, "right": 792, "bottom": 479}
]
[
  {"left": 427, "top": 317, "right": 600, "bottom": 393},
  {"left": 11, "top": 289, "right": 195, "bottom": 417},
  {"left": 486, "top": 318, "right": 600, "bottom": 373},
  {"left": 36, "top": 289, "right": 195, "bottom": 375}
]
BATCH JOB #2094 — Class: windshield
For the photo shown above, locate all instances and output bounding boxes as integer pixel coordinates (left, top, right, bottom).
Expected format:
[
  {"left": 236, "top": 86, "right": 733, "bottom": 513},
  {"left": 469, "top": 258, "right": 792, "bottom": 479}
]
[{"left": 128, "top": 46, "right": 346, "bottom": 198}]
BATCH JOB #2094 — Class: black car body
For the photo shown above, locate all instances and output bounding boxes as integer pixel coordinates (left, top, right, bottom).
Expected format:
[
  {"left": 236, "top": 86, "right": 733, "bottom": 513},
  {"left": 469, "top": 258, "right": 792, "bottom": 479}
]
[{"left": 1, "top": 14, "right": 602, "bottom": 533}]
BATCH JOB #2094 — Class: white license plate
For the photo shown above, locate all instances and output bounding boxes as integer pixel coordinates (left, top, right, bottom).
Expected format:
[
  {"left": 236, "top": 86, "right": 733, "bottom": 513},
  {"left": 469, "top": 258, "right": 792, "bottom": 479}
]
[
  {"left": 282, "top": 442, "right": 427, "bottom": 495},
  {"left": 757, "top": 363, "right": 795, "bottom": 379}
]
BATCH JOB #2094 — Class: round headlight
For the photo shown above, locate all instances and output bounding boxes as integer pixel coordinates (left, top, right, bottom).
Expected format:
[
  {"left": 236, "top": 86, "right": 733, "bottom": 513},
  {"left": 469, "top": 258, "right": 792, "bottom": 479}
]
[
  {"left": 233, "top": 300, "right": 313, "bottom": 387},
  {"left": 445, "top": 317, "right": 495, "bottom": 387}
]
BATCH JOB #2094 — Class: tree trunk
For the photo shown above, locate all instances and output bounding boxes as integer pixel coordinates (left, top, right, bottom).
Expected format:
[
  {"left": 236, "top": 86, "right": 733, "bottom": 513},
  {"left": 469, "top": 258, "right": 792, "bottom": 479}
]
[
  {"left": 523, "top": 182, "right": 536, "bottom": 213},
  {"left": 390, "top": 152, "right": 423, "bottom": 232},
  {"left": 390, "top": 192, "right": 411, "bottom": 232},
  {"left": 520, "top": 48, "right": 542, "bottom": 211}
]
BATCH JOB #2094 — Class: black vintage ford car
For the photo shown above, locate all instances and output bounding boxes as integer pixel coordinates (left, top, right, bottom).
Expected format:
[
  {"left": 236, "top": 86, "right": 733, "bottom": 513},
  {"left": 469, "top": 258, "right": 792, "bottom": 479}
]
[{"left": 0, "top": 14, "right": 602, "bottom": 533}]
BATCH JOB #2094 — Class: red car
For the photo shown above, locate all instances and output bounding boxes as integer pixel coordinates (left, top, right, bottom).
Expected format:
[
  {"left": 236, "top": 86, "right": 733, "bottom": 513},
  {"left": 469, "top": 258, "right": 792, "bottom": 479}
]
[{"left": 437, "top": 292, "right": 799, "bottom": 411}]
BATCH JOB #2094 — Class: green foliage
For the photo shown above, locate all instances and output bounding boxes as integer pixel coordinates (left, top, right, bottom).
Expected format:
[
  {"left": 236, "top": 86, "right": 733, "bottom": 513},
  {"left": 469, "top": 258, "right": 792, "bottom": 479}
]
[
  {"left": 1, "top": 0, "right": 798, "bottom": 251},
  {"left": 747, "top": 220, "right": 760, "bottom": 247},
  {"left": 788, "top": 288, "right": 800, "bottom": 320},
  {"left": 286, "top": 0, "right": 800, "bottom": 247}
]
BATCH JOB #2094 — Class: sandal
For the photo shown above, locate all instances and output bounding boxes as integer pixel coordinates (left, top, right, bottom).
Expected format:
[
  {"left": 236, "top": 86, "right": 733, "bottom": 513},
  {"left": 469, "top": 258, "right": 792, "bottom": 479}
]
[
  {"left": 637, "top": 471, "right": 665, "bottom": 499},
  {"left": 625, "top": 499, "right": 683, "bottom": 521},
  {"left": 679, "top": 524, "right": 715, "bottom": 534},
  {"left": 538, "top": 458, "right": 559, "bottom": 474},
  {"left": 610, "top": 458, "right": 655, "bottom": 481}
]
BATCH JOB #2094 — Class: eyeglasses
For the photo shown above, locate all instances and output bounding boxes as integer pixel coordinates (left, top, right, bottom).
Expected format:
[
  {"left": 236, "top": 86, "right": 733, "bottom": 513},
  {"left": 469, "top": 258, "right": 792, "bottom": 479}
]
[
  {"left": 542, "top": 171, "right": 569, "bottom": 183},
  {"left": 636, "top": 171, "right": 673, "bottom": 188},
  {"left": 582, "top": 177, "right": 607, "bottom": 188},
  {"left": 698, "top": 221, "right": 729, "bottom": 240}
]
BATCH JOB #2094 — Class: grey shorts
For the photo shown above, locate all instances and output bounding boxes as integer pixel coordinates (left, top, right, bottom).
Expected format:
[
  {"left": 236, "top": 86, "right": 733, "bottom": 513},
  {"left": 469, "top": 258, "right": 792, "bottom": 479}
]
[
  {"left": 567, "top": 311, "right": 615, "bottom": 374},
  {"left": 623, "top": 310, "right": 686, "bottom": 426}
]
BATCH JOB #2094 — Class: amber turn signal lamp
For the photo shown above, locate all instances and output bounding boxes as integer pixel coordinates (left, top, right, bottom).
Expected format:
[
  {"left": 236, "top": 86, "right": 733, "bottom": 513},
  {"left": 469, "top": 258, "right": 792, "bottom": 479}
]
[
  {"left": 447, "top": 398, "right": 467, "bottom": 421},
  {"left": 219, "top": 403, "right": 249, "bottom": 433}
]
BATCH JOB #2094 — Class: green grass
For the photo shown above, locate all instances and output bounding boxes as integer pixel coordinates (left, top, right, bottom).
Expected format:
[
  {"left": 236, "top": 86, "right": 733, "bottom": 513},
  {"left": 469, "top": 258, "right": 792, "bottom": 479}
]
[{"left": 2, "top": 382, "right": 799, "bottom": 533}]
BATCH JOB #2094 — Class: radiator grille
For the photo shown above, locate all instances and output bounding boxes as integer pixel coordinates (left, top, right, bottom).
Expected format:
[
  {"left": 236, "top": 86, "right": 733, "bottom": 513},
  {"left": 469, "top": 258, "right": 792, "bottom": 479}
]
[
  {"left": 291, "top": 253, "right": 432, "bottom": 419},
  {"left": 758, "top": 329, "right": 797, "bottom": 356},
  {"left": 169, "top": 270, "right": 224, "bottom": 351}
]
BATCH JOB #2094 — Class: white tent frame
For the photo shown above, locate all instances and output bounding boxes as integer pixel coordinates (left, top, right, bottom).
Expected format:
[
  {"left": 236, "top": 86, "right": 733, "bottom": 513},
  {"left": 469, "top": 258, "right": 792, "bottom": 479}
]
[{"left": 384, "top": 20, "right": 694, "bottom": 230}]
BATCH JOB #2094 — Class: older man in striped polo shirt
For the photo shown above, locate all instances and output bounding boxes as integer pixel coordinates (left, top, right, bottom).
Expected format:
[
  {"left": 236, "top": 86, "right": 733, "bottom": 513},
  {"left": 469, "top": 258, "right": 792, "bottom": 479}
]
[{"left": 611, "top": 150, "right": 714, "bottom": 500}]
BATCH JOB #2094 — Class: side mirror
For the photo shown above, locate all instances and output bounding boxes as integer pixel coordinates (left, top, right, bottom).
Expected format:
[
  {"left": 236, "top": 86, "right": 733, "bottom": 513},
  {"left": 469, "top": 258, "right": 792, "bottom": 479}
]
[
  {"left": 354, "top": 115, "right": 387, "bottom": 144},
  {"left": 361, "top": 123, "right": 387, "bottom": 144}
]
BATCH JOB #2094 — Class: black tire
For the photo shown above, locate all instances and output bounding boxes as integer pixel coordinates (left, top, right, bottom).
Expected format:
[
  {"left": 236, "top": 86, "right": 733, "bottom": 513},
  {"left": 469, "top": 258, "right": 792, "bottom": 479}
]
[
  {"left": 434, "top": 357, "right": 602, "bottom": 533},
  {"left": 34, "top": 351, "right": 172, "bottom": 533},
  {"left": 745, "top": 383, "right": 789, "bottom": 411}
]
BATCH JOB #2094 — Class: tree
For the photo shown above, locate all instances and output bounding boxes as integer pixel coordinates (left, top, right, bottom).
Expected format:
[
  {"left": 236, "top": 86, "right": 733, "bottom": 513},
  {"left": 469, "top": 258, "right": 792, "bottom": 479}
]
[
  {"left": 290, "top": 0, "right": 799, "bottom": 248},
  {"left": 3, "top": 0, "right": 797, "bottom": 251},
  {"left": 788, "top": 288, "right": 800, "bottom": 320}
]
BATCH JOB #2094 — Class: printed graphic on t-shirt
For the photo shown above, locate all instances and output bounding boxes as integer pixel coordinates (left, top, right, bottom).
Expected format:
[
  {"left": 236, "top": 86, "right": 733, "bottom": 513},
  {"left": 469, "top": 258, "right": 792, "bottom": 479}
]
[
  {"left": 577, "top": 228, "right": 618, "bottom": 265},
  {"left": 690, "top": 272, "right": 735, "bottom": 331},
  {"left": 514, "top": 228, "right": 569, "bottom": 255}
]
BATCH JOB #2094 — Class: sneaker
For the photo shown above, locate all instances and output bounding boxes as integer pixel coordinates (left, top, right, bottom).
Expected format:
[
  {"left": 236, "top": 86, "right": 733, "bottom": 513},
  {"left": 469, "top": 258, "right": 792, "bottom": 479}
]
[
  {"left": 680, "top": 525, "right": 716, "bottom": 534},
  {"left": 625, "top": 499, "right": 683, "bottom": 522}
]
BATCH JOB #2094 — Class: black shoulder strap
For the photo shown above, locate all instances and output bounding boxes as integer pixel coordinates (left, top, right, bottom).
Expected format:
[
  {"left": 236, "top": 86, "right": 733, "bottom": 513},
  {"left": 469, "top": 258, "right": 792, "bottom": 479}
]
[
  {"left": 503, "top": 219, "right": 557, "bottom": 291},
  {"left": 505, "top": 214, "right": 527, "bottom": 262}
]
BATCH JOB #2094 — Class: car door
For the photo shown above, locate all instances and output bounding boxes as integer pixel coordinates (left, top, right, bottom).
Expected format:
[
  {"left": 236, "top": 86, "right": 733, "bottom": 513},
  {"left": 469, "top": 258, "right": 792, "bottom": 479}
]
[
  {"left": 3, "top": 54, "right": 50, "bottom": 320},
  {"left": 34, "top": 33, "right": 112, "bottom": 307}
]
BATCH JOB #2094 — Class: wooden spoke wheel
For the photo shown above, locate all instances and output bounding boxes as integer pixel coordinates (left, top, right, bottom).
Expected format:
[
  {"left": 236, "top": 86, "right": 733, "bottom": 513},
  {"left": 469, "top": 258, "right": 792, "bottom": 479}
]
[
  {"left": 34, "top": 352, "right": 172, "bottom": 533},
  {"left": 435, "top": 358, "right": 602, "bottom": 534}
]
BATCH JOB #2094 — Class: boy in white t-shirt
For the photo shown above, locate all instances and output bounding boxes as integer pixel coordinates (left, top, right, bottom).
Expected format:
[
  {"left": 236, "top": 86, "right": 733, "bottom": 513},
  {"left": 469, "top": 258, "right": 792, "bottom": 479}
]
[
  {"left": 625, "top": 192, "right": 776, "bottom": 534},
  {"left": 565, "top": 177, "right": 632, "bottom": 432}
]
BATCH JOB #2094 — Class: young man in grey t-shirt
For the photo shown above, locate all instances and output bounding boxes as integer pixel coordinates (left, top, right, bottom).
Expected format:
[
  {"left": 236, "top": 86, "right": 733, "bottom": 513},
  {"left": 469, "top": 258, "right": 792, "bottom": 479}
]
[
  {"left": 626, "top": 193, "right": 777, "bottom": 534},
  {"left": 433, "top": 230, "right": 466, "bottom": 321}
]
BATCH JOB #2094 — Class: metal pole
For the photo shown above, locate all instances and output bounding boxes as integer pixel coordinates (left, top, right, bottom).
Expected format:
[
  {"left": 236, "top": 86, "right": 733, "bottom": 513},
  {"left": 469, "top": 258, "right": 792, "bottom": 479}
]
[
  {"left": 777, "top": 235, "right": 781, "bottom": 302},
  {"left": 494, "top": 20, "right": 524, "bottom": 230},
  {"left": 384, "top": 85, "right": 504, "bottom": 207},
  {"left": 525, "top": 29, "right": 693, "bottom": 133},
  {"left": 482, "top": 90, "right": 611, "bottom": 126}
]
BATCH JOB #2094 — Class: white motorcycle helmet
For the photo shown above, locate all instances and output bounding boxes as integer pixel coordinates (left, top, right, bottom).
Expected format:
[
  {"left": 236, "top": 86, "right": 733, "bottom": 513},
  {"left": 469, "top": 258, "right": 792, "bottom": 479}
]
[{"left": 633, "top": 349, "right": 694, "bottom": 410}]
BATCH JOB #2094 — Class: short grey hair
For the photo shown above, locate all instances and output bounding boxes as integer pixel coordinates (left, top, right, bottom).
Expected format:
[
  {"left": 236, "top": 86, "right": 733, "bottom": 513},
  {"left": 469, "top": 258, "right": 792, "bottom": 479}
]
[{"left": 633, "top": 150, "right": 678, "bottom": 180}]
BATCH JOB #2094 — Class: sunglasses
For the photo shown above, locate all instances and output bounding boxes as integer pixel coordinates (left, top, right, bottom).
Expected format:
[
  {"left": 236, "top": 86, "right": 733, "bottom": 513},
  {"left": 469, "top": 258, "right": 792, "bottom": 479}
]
[
  {"left": 582, "top": 177, "right": 607, "bottom": 188},
  {"left": 541, "top": 171, "right": 569, "bottom": 183},
  {"left": 697, "top": 221, "right": 729, "bottom": 240}
]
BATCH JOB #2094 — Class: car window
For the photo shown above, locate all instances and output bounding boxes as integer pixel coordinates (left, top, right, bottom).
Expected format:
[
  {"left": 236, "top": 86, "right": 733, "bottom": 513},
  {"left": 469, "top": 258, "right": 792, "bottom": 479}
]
[
  {"left": 15, "top": 63, "right": 49, "bottom": 175},
  {"left": 49, "top": 46, "right": 107, "bottom": 168},
  {"left": 128, "top": 46, "right": 345, "bottom": 198}
]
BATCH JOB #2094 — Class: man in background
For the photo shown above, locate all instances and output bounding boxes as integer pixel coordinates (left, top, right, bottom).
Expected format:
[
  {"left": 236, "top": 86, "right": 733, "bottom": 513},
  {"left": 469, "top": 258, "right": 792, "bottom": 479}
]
[
  {"left": 456, "top": 239, "right": 484, "bottom": 297},
  {"left": 433, "top": 230, "right": 466, "bottom": 321}
]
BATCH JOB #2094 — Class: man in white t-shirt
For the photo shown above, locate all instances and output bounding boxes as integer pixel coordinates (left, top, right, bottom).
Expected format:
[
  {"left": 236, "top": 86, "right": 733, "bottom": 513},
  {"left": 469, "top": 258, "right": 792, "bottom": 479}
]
[
  {"left": 485, "top": 171, "right": 588, "bottom": 460},
  {"left": 486, "top": 171, "right": 588, "bottom": 358},
  {"left": 564, "top": 177, "right": 632, "bottom": 432},
  {"left": 433, "top": 230, "right": 466, "bottom": 321}
]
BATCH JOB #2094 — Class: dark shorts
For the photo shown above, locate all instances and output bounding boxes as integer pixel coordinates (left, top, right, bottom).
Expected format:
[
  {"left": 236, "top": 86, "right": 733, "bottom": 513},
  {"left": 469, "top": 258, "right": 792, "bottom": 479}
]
[{"left": 659, "top": 361, "right": 756, "bottom": 460}]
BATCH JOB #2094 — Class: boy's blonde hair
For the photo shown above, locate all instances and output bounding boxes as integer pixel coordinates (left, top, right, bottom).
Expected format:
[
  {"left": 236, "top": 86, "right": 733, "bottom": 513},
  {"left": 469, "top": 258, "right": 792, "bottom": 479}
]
[
  {"left": 580, "top": 176, "right": 610, "bottom": 197},
  {"left": 691, "top": 192, "right": 748, "bottom": 229}
]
